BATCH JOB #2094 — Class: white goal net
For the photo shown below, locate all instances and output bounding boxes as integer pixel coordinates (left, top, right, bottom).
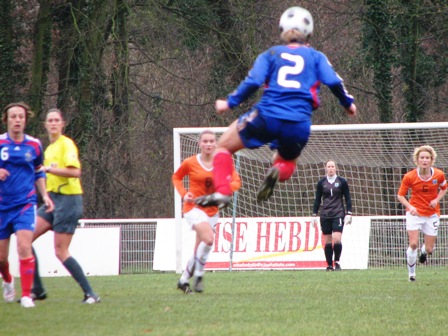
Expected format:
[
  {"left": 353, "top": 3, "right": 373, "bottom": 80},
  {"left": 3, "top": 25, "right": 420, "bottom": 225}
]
[{"left": 173, "top": 123, "right": 448, "bottom": 271}]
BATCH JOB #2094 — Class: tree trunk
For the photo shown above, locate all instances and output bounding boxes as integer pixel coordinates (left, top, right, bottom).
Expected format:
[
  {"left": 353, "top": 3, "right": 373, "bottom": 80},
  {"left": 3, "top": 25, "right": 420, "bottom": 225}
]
[
  {"left": 0, "top": 0, "right": 15, "bottom": 106},
  {"left": 29, "top": 0, "right": 52, "bottom": 132}
]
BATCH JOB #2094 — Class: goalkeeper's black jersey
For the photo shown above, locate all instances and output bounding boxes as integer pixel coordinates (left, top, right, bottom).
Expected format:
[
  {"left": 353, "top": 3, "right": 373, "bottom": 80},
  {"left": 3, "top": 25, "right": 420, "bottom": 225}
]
[{"left": 313, "top": 176, "right": 352, "bottom": 218}]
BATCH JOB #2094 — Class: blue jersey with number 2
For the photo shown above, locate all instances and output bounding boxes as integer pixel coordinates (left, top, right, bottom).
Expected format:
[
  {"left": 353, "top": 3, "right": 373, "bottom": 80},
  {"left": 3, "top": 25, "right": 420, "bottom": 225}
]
[
  {"left": 0, "top": 132, "right": 45, "bottom": 210},
  {"left": 227, "top": 44, "right": 354, "bottom": 121}
]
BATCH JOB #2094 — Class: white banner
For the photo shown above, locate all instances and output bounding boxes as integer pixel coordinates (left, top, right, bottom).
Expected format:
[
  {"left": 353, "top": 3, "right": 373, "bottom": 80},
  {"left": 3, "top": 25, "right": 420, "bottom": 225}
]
[
  {"left": 8, "top": 227, "right": 120, "bottom": 277},
  {"left": 154, "top": 216, "right": 371, "bottom": 271},
  {"left": 209, "top": 218, "right": 324, "bottom": 269}
]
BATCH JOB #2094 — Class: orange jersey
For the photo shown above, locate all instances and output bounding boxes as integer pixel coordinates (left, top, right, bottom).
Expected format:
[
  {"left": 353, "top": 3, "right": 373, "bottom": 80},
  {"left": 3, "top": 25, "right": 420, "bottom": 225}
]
[
  {"left": 398, "top": 168, "right": 447, "bottom": 216},
  {"left": 172, "top": 154, "right": 241, "bottom": 216}
]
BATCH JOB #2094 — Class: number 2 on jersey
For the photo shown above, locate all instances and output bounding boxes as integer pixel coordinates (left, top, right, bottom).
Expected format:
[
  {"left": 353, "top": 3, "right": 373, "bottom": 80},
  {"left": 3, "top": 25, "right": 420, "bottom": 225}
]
[{"left": 277, "top": 53, "right": 305, "bottom": 89}]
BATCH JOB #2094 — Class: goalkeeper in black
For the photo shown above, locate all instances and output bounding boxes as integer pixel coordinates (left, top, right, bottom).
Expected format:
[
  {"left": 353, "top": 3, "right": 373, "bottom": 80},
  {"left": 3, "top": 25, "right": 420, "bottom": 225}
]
[{"left": 312, "top": 160, "right": 353, "bottom": 271}]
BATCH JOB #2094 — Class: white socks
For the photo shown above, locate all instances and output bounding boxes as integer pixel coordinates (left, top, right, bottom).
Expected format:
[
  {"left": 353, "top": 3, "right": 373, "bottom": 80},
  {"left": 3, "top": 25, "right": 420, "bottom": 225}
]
[
  {"left": 180, "top": 241, "right": 212, "bottom": 283},
  {"left": 407, "top": 247, "right": 417, "bottom": 276},
  {"left": 180, "top": 255, "right": 195, "bottom": 284},
  {"left": 194, "top": 242, "right": 212, "bottom": 277}
]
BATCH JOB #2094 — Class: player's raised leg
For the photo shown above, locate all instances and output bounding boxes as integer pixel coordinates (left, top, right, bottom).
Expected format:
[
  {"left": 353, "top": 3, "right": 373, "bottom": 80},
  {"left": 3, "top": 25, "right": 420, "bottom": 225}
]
[
  {"left": 194, "top": 149, "right": 234, "bottom": 208},
  {"left": 257, "top": 155, "right": 297, "bottom": 202},
  {"left": 257, "top": 121, "right": 308, "bottom": 202},
  {"left": 257, "top": 167, "right": 280, "bottom": 202},
  {"left": 195, "top": 121, "right": 244, "bottom": 208}
]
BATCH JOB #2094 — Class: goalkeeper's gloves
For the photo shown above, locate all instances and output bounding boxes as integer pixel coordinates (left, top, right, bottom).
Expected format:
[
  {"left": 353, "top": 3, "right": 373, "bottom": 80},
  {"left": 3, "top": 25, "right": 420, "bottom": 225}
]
[
  {"left": 344, "top": 214, "right": 352, "bottom": 225},
  {"left": 312, "top": 215, "right": 318, "bottom": 228}
]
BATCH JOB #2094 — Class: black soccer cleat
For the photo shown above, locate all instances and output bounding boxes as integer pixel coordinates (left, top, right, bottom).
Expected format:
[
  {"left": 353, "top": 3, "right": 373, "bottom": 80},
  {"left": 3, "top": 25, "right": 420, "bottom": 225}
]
[
  {"left": 409, "top": 276, "right": 416, "bottom": 282},
  {"left": 256, "top": 167, "right": 280, "bottom": 203},
  {"left": 193, "top": 276, "right": 204, "bottom": 293},
  {"left": 194, "top": 193, "right": 231, "bottom": 209},
  {"left": 177, "top": 281, "right": 192, "bottom": 294},
  {"left": 326, "top": 266, "right": 334, "bottom": 272},
  {"left": 334, "top": 263, "right": 342, "bottom": 271},
  {"left": 419, "top": 253, "right": 427, "bottom": 264},
  {"left": 31, "top": 290, "right": 47, "bottom": 301}
]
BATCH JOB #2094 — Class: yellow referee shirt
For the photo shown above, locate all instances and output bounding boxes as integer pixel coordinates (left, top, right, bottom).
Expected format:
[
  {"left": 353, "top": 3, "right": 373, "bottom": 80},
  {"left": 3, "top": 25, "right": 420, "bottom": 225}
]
[{"left": 45, "top": 135, "right": 83, "bottom": 194}]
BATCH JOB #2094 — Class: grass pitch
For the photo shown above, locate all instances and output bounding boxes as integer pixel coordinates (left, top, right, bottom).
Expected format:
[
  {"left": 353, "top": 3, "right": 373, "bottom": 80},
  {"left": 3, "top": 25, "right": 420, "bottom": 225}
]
[{"left": 2, "top": 268, "right": 448, "bottom": 336}]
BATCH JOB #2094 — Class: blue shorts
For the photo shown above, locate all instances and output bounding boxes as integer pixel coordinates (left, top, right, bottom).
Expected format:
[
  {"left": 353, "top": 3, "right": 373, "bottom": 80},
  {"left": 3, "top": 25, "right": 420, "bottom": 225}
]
[
  {"left": 0, "top": 204, "right": 36, "bottom": 239},
  {"left": 37, "top": 193, "right": 83, "bottom": 234},
  {"left": 237, "top": 108, "right": 311, "bottom": 160}
]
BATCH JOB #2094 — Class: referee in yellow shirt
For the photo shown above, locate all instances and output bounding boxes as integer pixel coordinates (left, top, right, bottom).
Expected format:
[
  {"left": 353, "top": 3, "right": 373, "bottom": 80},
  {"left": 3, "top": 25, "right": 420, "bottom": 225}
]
[{"left": 31, "top": 108, "right": 100, "bottom": 304}]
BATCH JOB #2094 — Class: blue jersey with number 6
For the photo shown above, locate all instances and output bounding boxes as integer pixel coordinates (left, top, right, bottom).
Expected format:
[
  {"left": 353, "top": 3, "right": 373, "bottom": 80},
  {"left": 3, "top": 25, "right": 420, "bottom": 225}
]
[
  {"left": 0, "top": 133, "right": 45, "bottom": 210},
  {"left": 227, "top": 44, "right": 354, "bottom": 122}
]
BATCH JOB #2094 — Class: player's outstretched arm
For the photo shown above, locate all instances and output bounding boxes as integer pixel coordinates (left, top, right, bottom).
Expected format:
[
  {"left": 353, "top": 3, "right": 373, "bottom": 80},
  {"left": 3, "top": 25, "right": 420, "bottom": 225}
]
[
  {"left": 345, "top": 103, "right": 357, "bottom": 117},
  {"left": 215, "top": 99, "right": 230, "bottom": 115}
]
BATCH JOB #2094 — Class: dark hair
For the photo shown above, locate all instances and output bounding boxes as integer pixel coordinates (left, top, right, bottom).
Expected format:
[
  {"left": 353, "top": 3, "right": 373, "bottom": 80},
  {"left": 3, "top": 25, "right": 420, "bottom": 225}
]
[
  {"left": 325, "top": 160, "right": 337, "bottom": 169},
  {"left": 46, "top": 107, "right": 65, "bottom": 119},
  {"left": 2, "top": 102, "right": 34, "bottom": 124}
]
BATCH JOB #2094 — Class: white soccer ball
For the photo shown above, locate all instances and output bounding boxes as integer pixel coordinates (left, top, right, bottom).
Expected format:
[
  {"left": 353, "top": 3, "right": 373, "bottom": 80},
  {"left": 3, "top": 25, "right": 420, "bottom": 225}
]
[{"left": 279, "top": 6, "right": 314, "bottom": 37}]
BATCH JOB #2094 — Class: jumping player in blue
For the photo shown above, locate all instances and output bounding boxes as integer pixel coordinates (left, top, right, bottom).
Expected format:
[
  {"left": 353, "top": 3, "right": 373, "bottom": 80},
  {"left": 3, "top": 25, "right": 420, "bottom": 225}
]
[
  {"left": 195, "top": 6, "right": 357, "bottom": 208},
  {"left": 0, "top": 102, "right": 54, "bottom": 308}
]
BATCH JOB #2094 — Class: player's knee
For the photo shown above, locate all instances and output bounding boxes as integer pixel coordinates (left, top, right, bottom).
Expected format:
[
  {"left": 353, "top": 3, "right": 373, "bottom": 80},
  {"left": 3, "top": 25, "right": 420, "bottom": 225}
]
[
  {"left": 202, "top": 235, "right": 214, "bottom": 246},
  {"left": 55, "top": 249, "right": 70, "bottom": 262},
  {"left": 274, "top": 158, "right": 296, "bottom": 181}
]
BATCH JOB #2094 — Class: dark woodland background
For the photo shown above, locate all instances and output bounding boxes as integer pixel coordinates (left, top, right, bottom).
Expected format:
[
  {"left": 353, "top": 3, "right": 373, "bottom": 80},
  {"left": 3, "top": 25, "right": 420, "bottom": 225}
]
[{"left": 0, "top": 0, "right": 447, "bottom": 218}]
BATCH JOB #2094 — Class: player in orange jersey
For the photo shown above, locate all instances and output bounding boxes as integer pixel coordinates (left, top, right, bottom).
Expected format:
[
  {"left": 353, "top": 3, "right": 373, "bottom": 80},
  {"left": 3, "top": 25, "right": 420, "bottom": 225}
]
[
  {"left": 397, "top": 145, "right": 447, "bottom": 282},
  {"left": 172, "top": 130, "right": 241, "bottom": 293}
]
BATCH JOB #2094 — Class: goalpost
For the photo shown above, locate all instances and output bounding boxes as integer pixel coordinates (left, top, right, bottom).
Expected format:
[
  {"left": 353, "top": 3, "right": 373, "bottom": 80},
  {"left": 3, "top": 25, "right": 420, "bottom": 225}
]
[{"left": 173, "top": 123, "right": 448, "bottom": 272}]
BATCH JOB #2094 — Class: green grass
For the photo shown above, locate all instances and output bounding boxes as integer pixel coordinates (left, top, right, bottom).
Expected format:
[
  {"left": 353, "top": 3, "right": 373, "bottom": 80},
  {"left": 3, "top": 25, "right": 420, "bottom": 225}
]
[{"left": 2, "top": 268, "right": 448, "bottom": 336}]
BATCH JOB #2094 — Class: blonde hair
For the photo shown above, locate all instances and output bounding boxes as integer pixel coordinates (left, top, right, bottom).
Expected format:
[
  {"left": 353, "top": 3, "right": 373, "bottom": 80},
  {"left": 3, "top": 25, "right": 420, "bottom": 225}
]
[
  {"left": 413, "top": 145, "right": 437, "bottom": 166},
  {"left": 281, "top": 30, "right": 309, "bottom": 44},
  {"left": 198, "top": 129, "right": 215, "bottom": 143},
  {"left": 2, "top": 102, "right": 34, "bottom": 124}
]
